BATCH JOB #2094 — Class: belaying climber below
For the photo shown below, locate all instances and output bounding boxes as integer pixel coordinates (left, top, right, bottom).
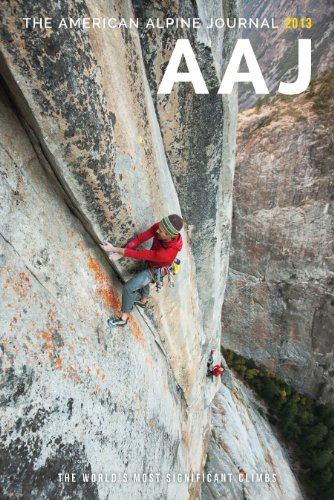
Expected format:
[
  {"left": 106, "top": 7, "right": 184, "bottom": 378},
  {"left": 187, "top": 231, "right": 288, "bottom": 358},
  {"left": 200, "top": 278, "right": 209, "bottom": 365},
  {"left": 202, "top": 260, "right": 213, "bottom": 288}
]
[
  {"left": 100, "top": 214, "right": 183, "bottom": 327},
  {"left": 206, "top": 349, "right": 225, "bottom": 381}
]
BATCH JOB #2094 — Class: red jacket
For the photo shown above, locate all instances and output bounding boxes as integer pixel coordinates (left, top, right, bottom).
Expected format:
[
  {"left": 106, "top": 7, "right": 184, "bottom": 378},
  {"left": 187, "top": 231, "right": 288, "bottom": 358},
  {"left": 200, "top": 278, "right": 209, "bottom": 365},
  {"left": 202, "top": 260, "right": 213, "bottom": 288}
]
[
  {"left": 124, "top": 222, "right": 182, "bottom": 267},
  {"left": 212, "top": 365, "right": 224, "bottom": 377}
]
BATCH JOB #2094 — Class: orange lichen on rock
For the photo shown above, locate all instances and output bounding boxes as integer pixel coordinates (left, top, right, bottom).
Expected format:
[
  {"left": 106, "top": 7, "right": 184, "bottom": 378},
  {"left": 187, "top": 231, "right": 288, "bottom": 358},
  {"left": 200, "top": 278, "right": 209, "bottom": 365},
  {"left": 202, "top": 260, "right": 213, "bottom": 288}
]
[
  {"left": 45, "top": 343, "right": 55, "bottom": 350},
  {"left": 66, "top": 366, "right": 78, "bottom": 381},
  {"left": 182, "top": 431, "right": 191, "bottom": 449},
  {"left": 128, "top": 317, "right": 144, "bottom": 344},
  {"left": 54, "top": 357, "right": 63, "bottom": 370},
  {"left": 76, "top": 240, "right": 86, "bottom": 251},
  {"left": 87, "top": 254, "right": 144, "bottom": 344},
  {"left": 47, "top": 309, "right": 56, "bottom": 319},
  {"left": 4, "top": 276, "right": 13, "bottom": 288},
  {"left": 87, "top": 254, "right": 119, "bottom": 310},
  {"left": 41, "top": 331, "right": 52, "bottom": 341},
  {"left": 4, "top": 272, "right": 31, "bottom": 300},
  {"left": 17, "top": 272, "right": 30, "bottom": 283}
]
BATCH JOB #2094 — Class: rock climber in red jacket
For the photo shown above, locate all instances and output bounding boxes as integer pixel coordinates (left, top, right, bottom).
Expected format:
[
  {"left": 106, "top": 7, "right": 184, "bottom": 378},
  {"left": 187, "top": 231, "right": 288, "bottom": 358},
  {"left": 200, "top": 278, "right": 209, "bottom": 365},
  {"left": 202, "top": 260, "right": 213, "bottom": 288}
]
[{"left": 101, "top": 214, "right": 183, "bottom": 327}]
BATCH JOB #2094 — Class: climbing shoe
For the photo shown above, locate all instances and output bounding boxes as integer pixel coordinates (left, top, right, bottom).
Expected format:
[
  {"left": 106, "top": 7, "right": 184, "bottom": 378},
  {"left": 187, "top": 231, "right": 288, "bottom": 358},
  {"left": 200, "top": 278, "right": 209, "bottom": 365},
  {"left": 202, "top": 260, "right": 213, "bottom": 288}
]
[
  {"left": 107, "top": 316, "right": 128, "bottom": 327},
  {"left": 134, "top": 300, "right": 147, "bottom": 309}
]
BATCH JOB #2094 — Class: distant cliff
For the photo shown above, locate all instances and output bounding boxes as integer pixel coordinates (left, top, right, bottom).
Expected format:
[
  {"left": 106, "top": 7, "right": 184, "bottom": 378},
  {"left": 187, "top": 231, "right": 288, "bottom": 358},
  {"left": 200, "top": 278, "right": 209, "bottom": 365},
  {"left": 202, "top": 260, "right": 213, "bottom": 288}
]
[
  {"left": 222, "top": 69, "right": 334, "bottom": 405},
  {"left": 240, "top": 0, "right": 334, "bottom": 108}
]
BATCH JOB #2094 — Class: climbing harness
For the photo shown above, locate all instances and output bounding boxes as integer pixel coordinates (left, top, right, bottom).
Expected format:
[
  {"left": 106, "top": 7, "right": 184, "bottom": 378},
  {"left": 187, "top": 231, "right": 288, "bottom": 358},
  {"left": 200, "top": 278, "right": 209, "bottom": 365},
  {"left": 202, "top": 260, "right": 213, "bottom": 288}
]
[{"left": 150, "top": 258, "right": 181, "bottom": 292}]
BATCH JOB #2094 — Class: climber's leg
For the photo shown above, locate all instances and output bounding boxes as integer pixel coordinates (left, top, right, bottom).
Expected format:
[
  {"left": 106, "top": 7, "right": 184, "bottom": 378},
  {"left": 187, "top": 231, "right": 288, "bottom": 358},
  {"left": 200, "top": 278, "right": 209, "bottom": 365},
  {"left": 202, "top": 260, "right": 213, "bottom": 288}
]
[
  {"left": 108, "top": 270, "right": 151, "bottom": 326},
  {"left": 134, "top": 282, "right": 150, "bottom": 308},
  {"left": 122, "top": 269, "right": 151, "bottom": 312}
]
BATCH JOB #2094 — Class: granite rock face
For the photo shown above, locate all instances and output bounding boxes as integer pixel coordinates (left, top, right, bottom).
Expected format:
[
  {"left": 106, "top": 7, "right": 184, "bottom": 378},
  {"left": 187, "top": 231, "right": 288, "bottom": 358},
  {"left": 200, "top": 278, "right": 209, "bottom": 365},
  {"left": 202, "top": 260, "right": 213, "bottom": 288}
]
[
  {"left": 0, "top": 81, "right": 191, "bottom": 500},
  {"left": 202, "top": 378, "right": 303, "bottom": 500},
  {"left": 133, "top": 0, "right": 240, "bottom": 340},
  {"left": 0, "top": 0, "right": 238, "bottom": 498},
  {"left": 222, "top": 76, "right": 334, "bottom": 405},
  {"left": 240, "top": 0, "right": 334, "bottom": 108}
]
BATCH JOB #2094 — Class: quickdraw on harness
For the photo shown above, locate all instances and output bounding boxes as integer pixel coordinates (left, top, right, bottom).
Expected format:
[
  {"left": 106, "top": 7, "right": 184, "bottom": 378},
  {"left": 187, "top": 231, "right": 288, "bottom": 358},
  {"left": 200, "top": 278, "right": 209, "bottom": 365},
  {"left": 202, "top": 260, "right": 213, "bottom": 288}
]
[{"left": 150, "top": 258, "right": 181, "bottom": 292}]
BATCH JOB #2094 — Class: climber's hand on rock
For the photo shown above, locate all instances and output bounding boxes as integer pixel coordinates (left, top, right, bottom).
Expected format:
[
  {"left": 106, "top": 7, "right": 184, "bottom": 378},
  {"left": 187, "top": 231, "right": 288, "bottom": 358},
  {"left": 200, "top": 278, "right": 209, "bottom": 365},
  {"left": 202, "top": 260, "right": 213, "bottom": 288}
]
[
  {"left": 100, "top": 242, "right": 115, "bottom": 253},
  {"left": 113, "top": 247, "right": 125, "bottom": 255}
]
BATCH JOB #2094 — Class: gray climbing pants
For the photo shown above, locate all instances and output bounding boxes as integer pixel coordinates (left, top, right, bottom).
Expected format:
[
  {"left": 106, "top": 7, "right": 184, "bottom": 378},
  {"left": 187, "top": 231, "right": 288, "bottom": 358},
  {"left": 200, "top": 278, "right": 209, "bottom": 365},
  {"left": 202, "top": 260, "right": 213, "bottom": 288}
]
[{"left": 122, "top": 269, "right": 152, "bottom": 313}]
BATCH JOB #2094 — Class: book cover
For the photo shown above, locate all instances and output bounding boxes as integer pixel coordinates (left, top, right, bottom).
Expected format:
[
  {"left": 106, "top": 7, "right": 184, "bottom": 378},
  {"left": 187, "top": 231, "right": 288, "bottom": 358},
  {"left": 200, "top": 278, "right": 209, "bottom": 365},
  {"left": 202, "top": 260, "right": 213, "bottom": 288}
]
[{"left": 0, "top": 1, "right": 333, "bottom": 499}]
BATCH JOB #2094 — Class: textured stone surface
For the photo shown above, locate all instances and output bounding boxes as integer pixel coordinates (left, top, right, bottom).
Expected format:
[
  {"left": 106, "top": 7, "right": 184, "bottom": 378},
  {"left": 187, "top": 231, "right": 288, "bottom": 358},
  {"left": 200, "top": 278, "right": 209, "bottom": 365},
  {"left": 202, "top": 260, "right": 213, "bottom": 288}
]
[
  {"left": 134, "top": 0, "right": 240, "bottom": 344},
  {"left": 240, "top": 0, "right": 334, "bottom": 108},
  {"left": 0, "top": 0, "right": 238, "bottom": 497},
  {"left": 0, "top": 84, "right": 192, "bottom": 499},
  {"left": 0, "top": 0, "right": 235, "bottom": 409},
  {"left": 0, "top": 1, "right": 307, "bottom": 497},
  {"left": 202, "top": 379, "right": 303, "bottom": 499},
  {"left": 222, "top": 83, "right": 334, "bottom": 404}
]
